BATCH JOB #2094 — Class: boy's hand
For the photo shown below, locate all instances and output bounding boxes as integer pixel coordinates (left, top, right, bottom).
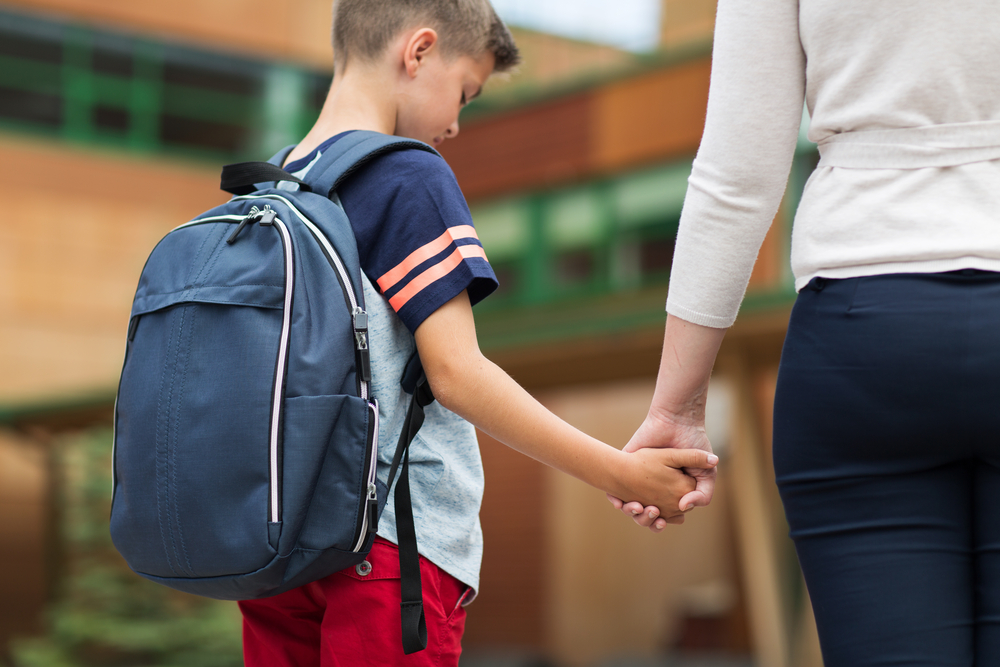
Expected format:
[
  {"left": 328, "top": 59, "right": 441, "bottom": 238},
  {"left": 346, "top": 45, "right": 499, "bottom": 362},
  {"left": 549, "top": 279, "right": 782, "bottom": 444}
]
[
  {"left": 608, "top": 408, "right": 717, "bottom": 531},
  {"left": 628, "top": 409, "right": 717, "bottom": 509},
  {"left": 611, "top": 447, "right": 717, "bottom": 526}
]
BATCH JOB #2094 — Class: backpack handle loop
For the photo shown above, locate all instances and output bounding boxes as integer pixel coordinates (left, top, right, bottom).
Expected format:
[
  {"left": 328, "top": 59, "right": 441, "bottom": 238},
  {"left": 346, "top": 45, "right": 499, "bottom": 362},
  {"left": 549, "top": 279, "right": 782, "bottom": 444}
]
[{"left": 220, "top": 162, "right": 312, "bottom": 196}]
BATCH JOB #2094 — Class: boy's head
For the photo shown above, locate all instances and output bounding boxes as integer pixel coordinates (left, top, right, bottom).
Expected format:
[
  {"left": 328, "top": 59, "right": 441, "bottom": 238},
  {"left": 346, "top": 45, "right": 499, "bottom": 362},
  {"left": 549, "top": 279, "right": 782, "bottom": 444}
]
[
  {"left": 331, "top": 0, "right": 519, "bottom": 77},
  {"left": 330, "top": 0, "right": 520, "bottom": 147}
]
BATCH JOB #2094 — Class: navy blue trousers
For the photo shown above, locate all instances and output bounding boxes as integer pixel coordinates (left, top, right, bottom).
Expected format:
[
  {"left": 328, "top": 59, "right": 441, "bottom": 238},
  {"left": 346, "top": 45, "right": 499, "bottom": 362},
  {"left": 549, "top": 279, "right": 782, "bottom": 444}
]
[{"left": 773, "top": 271, "right": 1000, "bottom": 666}]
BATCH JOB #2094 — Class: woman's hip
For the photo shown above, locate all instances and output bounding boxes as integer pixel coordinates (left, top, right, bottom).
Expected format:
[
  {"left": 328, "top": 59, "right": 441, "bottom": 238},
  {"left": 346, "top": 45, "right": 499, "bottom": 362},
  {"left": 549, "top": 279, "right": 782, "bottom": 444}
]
[{"left": 773, "top": 270, "right": 1000, "bottom": 481}]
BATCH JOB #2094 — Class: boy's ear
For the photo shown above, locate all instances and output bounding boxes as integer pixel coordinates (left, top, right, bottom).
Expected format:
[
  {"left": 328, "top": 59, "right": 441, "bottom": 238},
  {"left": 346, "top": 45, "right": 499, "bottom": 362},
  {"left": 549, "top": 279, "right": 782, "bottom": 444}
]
[{"left": 404, "top": 28, "right": 439, "bottom": 78}]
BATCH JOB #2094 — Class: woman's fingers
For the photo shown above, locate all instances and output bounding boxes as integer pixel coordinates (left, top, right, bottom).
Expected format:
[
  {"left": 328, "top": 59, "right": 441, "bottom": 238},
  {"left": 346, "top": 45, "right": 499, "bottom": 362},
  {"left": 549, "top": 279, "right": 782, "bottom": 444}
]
[
  {"left": 679, "top": 465, "right": 717, "bottom": 509},
  {"left": 630, "top": 505, "right": 662, "bottom": 527}
]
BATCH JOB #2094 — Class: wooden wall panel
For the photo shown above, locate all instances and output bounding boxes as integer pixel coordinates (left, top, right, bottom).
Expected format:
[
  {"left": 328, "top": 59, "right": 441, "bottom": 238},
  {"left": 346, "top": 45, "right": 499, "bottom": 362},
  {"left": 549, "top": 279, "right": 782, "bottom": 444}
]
[
  {"left": 591, "top": 57, "right": 711, "bottom": 173},
  {"left": 539, "top": 381, "right": 736, "bottom": 666},
  {"left": 6, "top": 0, "right": 335, "bottom": 68},
  {"left": 0, "top": 431, "right": 47, "bottom": 653},
  {"left": 500, "top": 28, "right": 637, "bottom": 92},
  {"left": 445, "top": 57, "right": 712, "bottom": 202},
  {"left": 660, "top": 0, "right": 717, "bottom": 49},
  {"left": 463, "top": 430, "right": 548, "bottom": 649},
  {"left": 439, "top": 94, "right": 592, "bottom": 203},
  {"left": 0, "top": 135, "right": 223, "bottom": 404}
]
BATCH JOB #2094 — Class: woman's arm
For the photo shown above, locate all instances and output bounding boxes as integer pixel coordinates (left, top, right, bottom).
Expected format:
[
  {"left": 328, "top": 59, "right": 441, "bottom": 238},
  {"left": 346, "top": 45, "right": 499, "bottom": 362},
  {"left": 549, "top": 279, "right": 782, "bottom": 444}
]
[
  {"left": 614, "top": 0, "right": 805, "bottom": 530},
  {"left": 414, "top": 291, "right": 719, "bottom": 524},
  {"left": 666, "top": 0, "right": 805, "bottom": 328},
  {"left": 609, "top": 315, "right": 726, "bottom": 530}
]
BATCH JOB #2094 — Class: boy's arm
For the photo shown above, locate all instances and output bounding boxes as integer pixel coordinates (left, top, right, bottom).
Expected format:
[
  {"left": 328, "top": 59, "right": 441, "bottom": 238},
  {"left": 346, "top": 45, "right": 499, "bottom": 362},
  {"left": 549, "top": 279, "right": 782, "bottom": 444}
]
[{"left": 413, "top": 290, "right": 718, "bottom": 523}]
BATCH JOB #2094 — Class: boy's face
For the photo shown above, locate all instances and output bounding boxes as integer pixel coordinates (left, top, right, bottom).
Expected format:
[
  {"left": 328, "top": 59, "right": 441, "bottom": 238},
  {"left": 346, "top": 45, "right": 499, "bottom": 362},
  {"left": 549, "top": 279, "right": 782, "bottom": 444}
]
[{"left": 396, "top": 46, "right": 495, "bottom": 148}]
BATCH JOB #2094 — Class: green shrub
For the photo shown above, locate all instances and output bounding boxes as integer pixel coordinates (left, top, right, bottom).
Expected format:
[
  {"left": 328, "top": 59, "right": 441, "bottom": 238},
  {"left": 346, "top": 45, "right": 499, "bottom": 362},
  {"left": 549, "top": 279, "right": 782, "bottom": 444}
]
[{"left": 11, "top": 429, "right": 243, "bottom": 667}]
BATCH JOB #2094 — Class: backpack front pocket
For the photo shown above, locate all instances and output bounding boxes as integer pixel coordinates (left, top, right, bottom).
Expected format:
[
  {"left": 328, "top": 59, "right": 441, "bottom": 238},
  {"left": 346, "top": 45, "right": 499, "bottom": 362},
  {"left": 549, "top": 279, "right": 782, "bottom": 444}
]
[{"left": 113, "top": 300, "right": 284, "bottom": 578}]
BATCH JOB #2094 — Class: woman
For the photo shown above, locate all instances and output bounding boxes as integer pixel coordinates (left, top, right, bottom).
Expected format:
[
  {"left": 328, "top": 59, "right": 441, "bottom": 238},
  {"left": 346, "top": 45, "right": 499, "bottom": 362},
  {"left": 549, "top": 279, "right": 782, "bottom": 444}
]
[{"left": 612, "top": 1, "right": 1000, "bottom": 664}]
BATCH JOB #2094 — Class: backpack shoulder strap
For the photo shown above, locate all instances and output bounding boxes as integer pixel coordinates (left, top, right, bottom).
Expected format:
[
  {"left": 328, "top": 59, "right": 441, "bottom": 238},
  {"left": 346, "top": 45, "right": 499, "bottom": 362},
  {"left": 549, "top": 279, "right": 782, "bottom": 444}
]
[
  {"left": 300, "top": 130, "right": 440, "bottom": 199},
  {"left": 220, "top": 134, "right": 436, "bottom": 197},
  {"left": 266, "top": 144, "right": 297, "bottom": 167}
]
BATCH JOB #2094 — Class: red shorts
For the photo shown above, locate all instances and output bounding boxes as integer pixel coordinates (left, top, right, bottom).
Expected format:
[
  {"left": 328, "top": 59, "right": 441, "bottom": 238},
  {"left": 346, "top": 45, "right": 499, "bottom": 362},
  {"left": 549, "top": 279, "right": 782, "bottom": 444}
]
[{"left": 239, "top": 537, "right": 471, "bottom": 667}]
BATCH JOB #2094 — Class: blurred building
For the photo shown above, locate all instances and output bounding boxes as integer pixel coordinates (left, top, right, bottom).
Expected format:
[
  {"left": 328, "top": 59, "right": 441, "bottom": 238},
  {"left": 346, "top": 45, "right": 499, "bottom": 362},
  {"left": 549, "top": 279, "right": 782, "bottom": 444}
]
[{"left": 0, "top": 0, "right": 822, "bottom": 665}]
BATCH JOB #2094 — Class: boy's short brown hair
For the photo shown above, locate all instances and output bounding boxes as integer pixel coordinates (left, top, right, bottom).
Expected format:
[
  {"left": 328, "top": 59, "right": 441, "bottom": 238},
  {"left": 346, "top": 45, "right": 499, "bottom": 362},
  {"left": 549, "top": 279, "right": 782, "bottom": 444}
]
[{"left": 332, "top": 0, "right": 519, "bottom": 74}]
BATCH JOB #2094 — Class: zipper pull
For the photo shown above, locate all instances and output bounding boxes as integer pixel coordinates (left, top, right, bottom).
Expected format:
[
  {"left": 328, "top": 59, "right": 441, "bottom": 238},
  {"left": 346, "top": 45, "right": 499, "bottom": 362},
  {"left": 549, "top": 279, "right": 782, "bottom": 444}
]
[
  {"left": 258, "top": 207, "right": 277, "bottom": 225},
  {"left": 366, "top": 483, "right": 379, "bottom": 534},
  {"left": 353, "top": 308, "right": 372, "bottom": 383},
  {"left": 227, "top": 208, "right": 261, "bottom": 244}
]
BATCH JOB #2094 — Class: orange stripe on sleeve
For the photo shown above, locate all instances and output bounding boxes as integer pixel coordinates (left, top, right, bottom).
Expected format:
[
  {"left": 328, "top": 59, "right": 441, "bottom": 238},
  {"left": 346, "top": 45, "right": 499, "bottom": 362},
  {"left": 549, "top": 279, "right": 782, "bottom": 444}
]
[
  {"left": 386, "top": 242, "right": 490, "bottom": 312},
  {"left": 376, "top": 225, "right": 480, "bottom": 293},
  {"left": 388, "top": 248, "right": 464, "bottom": 311},
  {"left": 456, "top": 243, "right": 488, "bottom": 262}
]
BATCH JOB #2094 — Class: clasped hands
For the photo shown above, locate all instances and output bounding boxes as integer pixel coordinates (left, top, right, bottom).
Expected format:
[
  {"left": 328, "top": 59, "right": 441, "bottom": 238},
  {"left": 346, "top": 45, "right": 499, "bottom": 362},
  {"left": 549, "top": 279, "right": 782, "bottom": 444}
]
[{"left": 607, "top": 409, "right": 717, "bottom": 531}]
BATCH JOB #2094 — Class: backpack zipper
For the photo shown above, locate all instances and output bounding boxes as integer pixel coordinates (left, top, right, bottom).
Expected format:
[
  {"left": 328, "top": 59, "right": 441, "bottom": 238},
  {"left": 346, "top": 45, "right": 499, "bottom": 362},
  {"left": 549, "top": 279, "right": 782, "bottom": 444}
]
[
  {"left": 169, "top": 209, "right": 293, "bottom": 525},
  {"left": 180, "top": 201, "right": 369, "bottom": 400},
  {"left": 231, "top": 194, "right": 370, "bottom": 401},
  {"left": 268, "top": 216, "right": 294, "bottom": 524},
  {"left": 174, "top": 200, "right": 374, "bottom": 534},
  {"left": 352, "top": 398, "right": 380, "bottom": 552},
  {"left": 239, "top": 197, "right": 379, "bottom": 547}
]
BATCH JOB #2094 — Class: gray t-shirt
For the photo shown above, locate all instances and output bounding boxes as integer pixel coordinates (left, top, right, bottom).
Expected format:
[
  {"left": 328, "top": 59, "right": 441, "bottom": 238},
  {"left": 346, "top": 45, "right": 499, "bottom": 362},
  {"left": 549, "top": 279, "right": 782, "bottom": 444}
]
[{"left": 363, "top": 274, "right": 485, "bottom": 596}]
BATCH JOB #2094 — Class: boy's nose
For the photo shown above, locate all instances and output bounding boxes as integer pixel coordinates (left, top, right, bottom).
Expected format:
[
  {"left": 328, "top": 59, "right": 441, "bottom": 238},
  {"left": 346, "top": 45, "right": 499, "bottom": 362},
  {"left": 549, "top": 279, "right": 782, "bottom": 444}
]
[{"left": 445, "top": 120, "right": 459, "bottom": 139}]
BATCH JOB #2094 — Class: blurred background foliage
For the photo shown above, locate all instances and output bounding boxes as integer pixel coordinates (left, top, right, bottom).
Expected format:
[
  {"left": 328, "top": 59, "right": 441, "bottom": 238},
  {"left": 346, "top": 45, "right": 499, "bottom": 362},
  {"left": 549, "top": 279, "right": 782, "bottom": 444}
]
[{"left": 10, "top": 429, "right": 243, "bottom": 667}]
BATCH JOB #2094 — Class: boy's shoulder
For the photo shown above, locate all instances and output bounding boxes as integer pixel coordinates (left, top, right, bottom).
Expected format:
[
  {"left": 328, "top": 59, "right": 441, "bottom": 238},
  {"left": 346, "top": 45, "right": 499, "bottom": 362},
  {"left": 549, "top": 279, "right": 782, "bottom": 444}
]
[
  {"left": 285, "top": 131, "right": 457, "bottom": 191},
  {"left": 320, "top": 132, "right": 471, "bottom": 231},
  {"left": 286, "top": 131, "right": 494, "bottom": 334},
  {"left": 345, "top": 138, "right": 461, "bottom": 199}
]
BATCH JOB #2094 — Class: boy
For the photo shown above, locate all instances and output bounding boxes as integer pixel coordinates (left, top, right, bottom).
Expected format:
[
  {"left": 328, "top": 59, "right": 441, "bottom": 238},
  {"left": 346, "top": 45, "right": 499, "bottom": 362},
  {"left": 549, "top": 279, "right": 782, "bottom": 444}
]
[{"left": 237, "top": 1, "right": 718, "bottom": 665}]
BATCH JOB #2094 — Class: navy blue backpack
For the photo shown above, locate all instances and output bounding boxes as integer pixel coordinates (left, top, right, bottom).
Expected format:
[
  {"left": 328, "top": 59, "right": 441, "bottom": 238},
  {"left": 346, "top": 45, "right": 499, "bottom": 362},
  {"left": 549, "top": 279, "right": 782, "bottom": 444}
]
[{"left": 111, "top": 132, "right": 437, "bottom": 654}]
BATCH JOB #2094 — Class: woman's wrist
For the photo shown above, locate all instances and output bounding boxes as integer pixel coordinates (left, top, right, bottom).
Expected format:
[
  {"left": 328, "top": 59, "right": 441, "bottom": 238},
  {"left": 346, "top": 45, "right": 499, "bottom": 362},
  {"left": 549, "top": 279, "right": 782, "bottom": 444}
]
[
  {"left": 647, "top": 314, "right": 725, "bottom": 426},
  {"left": 649, "top": 383, "right": 709, "bottom": 427}
]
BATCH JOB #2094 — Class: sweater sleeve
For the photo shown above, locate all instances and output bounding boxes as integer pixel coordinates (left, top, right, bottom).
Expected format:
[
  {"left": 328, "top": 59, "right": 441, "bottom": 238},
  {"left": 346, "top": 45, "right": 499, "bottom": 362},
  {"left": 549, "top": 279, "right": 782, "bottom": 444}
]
[{"left": 665, "top": 0, "right": 806, "bottom": 328}]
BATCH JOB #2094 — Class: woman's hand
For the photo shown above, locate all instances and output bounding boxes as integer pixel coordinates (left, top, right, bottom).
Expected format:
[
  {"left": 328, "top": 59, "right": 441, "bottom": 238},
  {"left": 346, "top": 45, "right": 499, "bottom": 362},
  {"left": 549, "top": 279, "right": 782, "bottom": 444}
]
[
  {"left": 632, "top": 407, "right": 717, "bottom": 509},
  {"left": 609, "top": 445, "right": 717, "bottom": 526},
  {"left": 608, "top": 409, "right": 716, "bottom": 531}
]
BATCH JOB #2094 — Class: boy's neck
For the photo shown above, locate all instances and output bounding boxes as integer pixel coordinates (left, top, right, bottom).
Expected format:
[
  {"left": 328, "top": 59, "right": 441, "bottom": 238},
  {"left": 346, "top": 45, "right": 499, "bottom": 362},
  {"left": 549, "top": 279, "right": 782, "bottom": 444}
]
[{"left": 284, "top": 62, "right": 397, "bottom": 165}]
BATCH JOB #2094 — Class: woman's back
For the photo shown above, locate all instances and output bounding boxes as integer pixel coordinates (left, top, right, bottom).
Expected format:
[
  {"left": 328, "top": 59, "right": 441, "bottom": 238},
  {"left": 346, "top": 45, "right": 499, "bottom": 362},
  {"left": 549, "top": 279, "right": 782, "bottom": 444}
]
[
  {"left": 801, "top": 0, "right": 1000, "bottom": 137},
  {"left": 796, "top": 0, "right": 1000, "bottom": 290},
  {"left": 665, "top": 0, "right": 1000, "bottom": 328}
]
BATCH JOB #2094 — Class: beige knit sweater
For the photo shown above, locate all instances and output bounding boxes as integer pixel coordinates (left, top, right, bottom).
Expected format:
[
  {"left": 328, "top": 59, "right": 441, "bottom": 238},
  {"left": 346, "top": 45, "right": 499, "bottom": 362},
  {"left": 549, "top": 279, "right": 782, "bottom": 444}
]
[{"left": 666, "top": 0, "right": 1000, "bottom": 328}]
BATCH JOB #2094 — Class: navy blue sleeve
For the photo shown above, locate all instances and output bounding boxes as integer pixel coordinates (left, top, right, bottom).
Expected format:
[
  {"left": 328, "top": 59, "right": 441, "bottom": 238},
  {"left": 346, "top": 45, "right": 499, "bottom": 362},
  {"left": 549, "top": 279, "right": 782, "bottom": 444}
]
[{"left": 336, "top": 148, "right": 498, "bottom": 333}]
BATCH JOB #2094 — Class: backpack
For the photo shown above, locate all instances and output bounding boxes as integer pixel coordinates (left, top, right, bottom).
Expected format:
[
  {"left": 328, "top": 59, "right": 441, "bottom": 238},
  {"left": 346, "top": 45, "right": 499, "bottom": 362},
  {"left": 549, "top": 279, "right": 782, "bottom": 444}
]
[{"left": 111, "top": 131, "right": 437, "bottom": 654}]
